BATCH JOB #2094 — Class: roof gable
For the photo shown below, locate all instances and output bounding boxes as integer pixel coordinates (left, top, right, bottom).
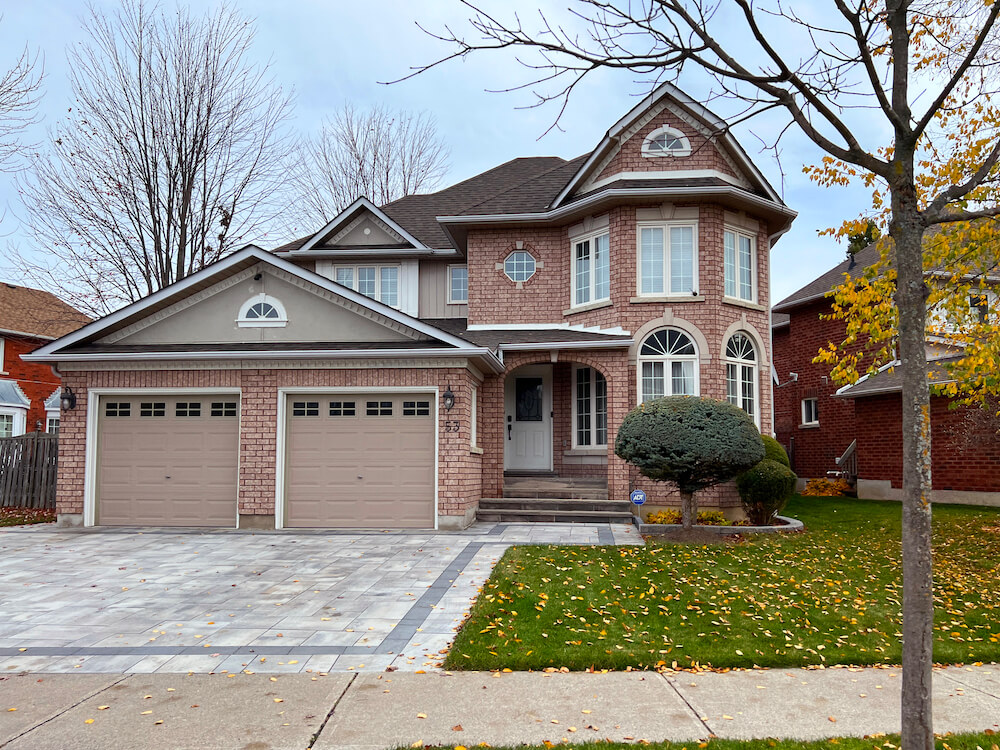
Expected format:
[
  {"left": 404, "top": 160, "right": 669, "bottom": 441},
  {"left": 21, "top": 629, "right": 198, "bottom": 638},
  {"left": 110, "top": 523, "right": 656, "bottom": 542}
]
[
  {"left": 0, "top": 284, "right": 90, "bottom": 339},
  {"left": 551, "top": 82, "right": 782, "bottom": 209},
  {"left": 25, "top": 246, "right": 488, "bottom": 361},
  {"left": 289, "top": 198, "right": 427, "bottom": 255}
]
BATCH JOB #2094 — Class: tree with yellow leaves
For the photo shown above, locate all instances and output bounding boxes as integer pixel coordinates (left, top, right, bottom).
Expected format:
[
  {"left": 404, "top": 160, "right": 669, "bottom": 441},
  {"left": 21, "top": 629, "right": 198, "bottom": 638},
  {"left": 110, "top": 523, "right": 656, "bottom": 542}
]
[{"left": 409, "top": 3, "right": 1000, "bottom": 746}]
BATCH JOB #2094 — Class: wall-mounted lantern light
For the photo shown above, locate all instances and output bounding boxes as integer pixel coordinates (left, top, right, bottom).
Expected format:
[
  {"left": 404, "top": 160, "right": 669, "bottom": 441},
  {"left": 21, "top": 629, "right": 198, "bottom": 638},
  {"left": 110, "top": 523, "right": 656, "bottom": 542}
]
[
  {"left": 60, "top": 386, "right": 77, "bottom": 411},
  {"left": 442, "top": 385, "right": 456, "bottom": 411}
]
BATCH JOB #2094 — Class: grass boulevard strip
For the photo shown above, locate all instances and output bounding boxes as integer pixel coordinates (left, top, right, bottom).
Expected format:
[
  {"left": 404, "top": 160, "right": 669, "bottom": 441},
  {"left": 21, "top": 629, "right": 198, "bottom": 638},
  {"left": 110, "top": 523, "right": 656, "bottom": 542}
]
[
  {"left": 418, "top": 737, "right": 999, "bottom": 750},
  {"left": 446, "top": 496, "right": 1000, "bottom": 672}
]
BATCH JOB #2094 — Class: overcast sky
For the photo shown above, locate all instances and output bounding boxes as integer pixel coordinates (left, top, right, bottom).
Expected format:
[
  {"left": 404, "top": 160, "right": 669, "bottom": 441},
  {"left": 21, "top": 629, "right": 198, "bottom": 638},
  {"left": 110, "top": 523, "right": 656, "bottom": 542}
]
[{"left": 0, "top": 0, "right": 878, "bottom": 305}]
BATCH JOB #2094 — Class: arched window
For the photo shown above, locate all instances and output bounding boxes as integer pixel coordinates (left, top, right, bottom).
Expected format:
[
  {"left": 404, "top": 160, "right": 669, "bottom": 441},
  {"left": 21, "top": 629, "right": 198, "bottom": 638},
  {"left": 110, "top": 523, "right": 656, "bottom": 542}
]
[
  {"left": 641, "top": 126, "right": 691, "bottom": 158},
  {"left": 638, "top": 328, "right": 698, "bottom": 402},
  {"left": 237, "top": 294, "right": 288, "bottom": 328},
  {"left": 725, "top": 333, "right": 758, "bottom": 424}
]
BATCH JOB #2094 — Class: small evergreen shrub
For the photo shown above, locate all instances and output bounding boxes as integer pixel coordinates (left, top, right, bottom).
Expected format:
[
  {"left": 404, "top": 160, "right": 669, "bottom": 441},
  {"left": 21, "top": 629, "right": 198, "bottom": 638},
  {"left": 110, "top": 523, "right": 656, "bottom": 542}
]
[
  {"left": 737, "top": 459, "right": 797, "bottom": 525},
  {"left": 762, "top": 435, "right": 790, "bottom": 467}
]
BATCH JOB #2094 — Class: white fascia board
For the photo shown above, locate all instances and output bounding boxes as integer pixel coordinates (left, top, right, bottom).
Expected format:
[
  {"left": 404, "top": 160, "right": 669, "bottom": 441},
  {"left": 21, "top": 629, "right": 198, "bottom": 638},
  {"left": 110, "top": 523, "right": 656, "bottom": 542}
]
[
  {"left": 27, "top": 244, "right": 482, "bottom": 359},
  {"left": 0, "top": 327, "right": 56, "bottom": 340},
  {"left": 25, "top": 347, "right": 505, "bottom": 373},
  {"left": 282, "top": 247, "right": 460, "bottom": 259},
  {"left": 296, "top": 197, "right": 428, "bottom": 253},
  {"left": 498, "top": 340, "right": 631, "bottom": 352},
  {"left": 468, "top": 322, "right": 631, "bottom": 336},
  {"left": 440, "top": 186, "right": 796, "bottom": 228},
  {"left": 550, "top": 81, "right": 783, "bottom": 208}
]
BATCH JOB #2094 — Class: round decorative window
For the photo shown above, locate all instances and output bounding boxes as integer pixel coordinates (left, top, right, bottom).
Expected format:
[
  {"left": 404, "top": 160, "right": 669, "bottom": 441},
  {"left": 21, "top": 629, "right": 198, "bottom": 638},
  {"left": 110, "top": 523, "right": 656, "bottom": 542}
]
[
  {"left": 244, "top": 302, "right": 281, "bottom": 320},
  {"left": 504, "top": 251, "right": 536, "bottom": 282}
]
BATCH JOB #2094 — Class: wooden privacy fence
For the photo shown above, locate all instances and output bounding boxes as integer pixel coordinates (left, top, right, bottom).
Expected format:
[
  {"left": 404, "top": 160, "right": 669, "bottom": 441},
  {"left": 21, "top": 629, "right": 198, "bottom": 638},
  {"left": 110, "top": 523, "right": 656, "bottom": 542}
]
[{"left": 0, "top": 431, "right": 58, "bottom": 509}]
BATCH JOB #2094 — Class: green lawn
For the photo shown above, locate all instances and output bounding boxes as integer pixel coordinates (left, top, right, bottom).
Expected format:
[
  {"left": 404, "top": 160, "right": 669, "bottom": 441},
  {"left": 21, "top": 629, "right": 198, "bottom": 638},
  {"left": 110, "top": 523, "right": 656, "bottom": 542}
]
[
  {"left": 0, "top": 508, "right": 55, "bottom": 527},
  {"left": 445, "top": 496, "right": 1000, "bottom": 671},
  {"left": 421, "top": 736, "right": 998, "bottom": 750}
]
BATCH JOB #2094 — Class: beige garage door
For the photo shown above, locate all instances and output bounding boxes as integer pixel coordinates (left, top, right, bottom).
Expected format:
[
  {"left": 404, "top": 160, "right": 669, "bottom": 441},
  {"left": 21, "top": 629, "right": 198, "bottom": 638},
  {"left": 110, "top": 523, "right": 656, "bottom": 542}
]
[
  {"left": 284, "top": 393, "right": 435, "bottom": 528},
  {"left": 97, "top": 395, "right": 240, "bottom": 526}
]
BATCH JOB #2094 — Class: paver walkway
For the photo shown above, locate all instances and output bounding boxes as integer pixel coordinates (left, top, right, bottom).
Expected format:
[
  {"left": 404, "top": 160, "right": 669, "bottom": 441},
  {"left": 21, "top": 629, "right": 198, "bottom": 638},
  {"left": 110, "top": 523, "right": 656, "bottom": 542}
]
[{"left": 0, "top": 523, "right": 640, "bottom": 675}]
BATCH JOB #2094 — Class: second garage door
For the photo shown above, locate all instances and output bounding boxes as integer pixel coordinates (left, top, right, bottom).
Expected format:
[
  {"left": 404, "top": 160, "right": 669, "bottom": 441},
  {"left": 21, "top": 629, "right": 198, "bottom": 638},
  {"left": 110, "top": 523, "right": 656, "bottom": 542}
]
[
  {"left": 97, "top": 394, "right": 240, "bottom": 526},
  {"left": 283, "top": 393, "right": 436, "bottom": 528}
]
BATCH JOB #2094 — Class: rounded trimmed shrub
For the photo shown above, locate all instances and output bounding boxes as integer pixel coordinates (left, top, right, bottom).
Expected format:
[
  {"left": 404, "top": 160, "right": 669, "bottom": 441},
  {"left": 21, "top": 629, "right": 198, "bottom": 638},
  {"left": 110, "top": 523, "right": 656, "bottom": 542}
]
[
  {"left": 615, "top": 396, "right": 765, "bottom": 493},
  {"left": 736, "top": 459, "right": 797, "bottom": 525},
  {"left": 762, "top": 435, "right": 790, "bottom": 467}
]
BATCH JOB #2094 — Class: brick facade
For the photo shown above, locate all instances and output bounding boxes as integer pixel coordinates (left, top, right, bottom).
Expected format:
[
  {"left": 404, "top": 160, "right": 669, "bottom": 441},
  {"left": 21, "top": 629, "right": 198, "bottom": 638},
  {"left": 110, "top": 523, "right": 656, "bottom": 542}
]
[
  {"left": 56, "top": 366, "right": 482, "bottom": 524},
  {"left": 772, "top": 299, "right": 863, "bottom": 478},
  {"left": 1, "top": 334, "right": 61, "bottom": 430},
  {"left": 855, "top": 393, "right": 1000, "bottom": 493}
]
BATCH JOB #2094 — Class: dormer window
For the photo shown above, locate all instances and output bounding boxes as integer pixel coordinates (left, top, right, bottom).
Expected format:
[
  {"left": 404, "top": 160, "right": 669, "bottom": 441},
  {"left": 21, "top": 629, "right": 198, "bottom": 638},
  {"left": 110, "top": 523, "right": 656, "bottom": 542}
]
[
  {"left": 237, "top": 294, "right": 288, "bottom": 327},
  {"left": 642, "top": 126, "right": 691, "bottom": 158}
]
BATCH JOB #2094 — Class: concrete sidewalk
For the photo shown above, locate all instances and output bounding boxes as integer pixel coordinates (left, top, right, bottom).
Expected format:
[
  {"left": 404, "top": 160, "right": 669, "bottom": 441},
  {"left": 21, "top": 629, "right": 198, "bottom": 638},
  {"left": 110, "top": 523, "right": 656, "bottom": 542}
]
[{"left": 1, "top": 665, "right": 998, "bottom": 749}]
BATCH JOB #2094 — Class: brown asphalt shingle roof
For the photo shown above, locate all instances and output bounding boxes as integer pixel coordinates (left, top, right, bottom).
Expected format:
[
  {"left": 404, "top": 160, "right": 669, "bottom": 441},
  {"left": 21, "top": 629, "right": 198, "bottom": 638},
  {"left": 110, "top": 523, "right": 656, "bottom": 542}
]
[
  {"left": 0, "top": 283, "right": 90, "bottom": 339},
  {"left": 771, "top": 312, "right": 790, "bottom": 328},
  {"left": 773, "top": 244, "right": 881, "bottom": 312},
  {"left": 422, "top": 318, "right": 632, "bottom": 350},
  {"left": 274, "top": 157, "right": 575, "bottom": 252},
  {"left": 836, "top": 356, "right": 958, "bottom": 398}
]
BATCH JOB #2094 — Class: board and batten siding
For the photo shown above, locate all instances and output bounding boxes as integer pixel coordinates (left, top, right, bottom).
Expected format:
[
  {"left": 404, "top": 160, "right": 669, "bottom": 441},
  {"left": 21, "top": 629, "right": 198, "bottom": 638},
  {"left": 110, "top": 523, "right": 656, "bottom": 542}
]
[{"left": 418, "top": 261, "right": 467, "bottom": 319}]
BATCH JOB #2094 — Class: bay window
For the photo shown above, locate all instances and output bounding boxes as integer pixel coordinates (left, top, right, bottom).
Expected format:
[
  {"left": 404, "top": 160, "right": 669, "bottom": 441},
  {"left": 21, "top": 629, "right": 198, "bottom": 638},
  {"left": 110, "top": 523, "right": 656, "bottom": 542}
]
[
  {"left": 573, "top": 366, "right": 607, "bottom": 447},
  {"left": 572, "top": 231, "right": 610, "bottom": 307},
  {"left": 638, "top": 222, "right": 696, "bottom": 296},
  {"left": 724, "top": 229, "right": 755, "bottom": 302},
  {"left": 637, "top": 328, "right": 699, "bottom": 402}
]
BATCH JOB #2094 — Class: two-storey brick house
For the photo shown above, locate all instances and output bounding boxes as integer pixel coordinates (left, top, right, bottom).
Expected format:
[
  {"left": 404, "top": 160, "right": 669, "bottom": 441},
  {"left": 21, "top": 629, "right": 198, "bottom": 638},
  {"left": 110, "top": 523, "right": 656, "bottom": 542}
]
[{"left": 26, "top": 83, "right": 795, "bottom": 529}]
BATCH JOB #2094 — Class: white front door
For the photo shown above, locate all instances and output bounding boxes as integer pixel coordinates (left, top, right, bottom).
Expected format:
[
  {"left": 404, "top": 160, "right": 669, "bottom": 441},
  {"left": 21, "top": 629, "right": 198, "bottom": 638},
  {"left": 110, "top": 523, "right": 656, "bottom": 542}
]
[{"left": 504, "top": 365, "right": 552, "bottom": 471}]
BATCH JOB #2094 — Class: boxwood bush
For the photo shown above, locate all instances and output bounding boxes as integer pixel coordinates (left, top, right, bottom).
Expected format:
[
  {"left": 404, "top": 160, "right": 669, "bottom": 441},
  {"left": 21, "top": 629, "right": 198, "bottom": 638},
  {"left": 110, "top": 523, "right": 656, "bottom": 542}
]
[
  {"left": 737, "top": 458, "right": 797, "bottom": 525},
  {"left": 762, "top": 435, "right": 790, "bottom": 467}
]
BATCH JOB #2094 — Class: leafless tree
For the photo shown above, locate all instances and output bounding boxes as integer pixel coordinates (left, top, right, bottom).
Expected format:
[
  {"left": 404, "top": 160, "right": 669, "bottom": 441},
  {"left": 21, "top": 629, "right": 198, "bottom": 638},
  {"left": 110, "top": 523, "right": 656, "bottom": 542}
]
[
  {"left": 13, "top": 0, "right": 294, "bottom": 317},
  {"left": 292, "top": 103, "right": 448, "bottom": 226},
  {"left": 403, "top": 3, "right": 1000, "bottom": 746},
  {"left": 0, "top": 41, "right": 42, "bottom": 171}
]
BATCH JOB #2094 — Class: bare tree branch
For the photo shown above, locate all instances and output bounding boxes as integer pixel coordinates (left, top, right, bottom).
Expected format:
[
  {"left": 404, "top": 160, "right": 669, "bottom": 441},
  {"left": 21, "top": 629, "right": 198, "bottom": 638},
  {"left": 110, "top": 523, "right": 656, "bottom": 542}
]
[
  {"left": 11, "top": 0, "right": 294, "bottom": 317},
  {"left": 0, "top": 36, "right": 43, "bottom": 171}
]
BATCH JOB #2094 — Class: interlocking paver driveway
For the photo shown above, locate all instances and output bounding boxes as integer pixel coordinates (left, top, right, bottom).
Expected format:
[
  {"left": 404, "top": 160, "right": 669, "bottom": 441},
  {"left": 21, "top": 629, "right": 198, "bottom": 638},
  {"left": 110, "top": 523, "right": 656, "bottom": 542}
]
[{"left": 0, "top": 523, "right": 640, "bottom": 674}]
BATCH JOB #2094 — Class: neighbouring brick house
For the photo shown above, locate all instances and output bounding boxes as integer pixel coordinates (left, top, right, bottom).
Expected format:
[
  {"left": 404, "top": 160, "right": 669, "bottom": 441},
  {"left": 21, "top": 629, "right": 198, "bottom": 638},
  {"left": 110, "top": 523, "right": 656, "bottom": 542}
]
[
  {"left": 0, "top": 283, "right": 90, "bottom": 437},
  {"left": 26, "top": 83, "right": 796, "bottom": 529},
  {"left": 772, "top": 247, "right": 1000, "bottom": 505}
]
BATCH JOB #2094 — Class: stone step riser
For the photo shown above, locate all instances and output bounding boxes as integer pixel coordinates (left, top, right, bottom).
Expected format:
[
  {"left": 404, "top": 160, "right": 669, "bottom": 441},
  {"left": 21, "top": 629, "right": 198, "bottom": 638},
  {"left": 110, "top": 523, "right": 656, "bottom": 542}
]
[
  {"left": 502, "top": 489, "right": 609, "bottom": 500},
  {"left": 477, "top": 511, "right": 635, "bottom": 524},
  {"left": 481, "top": 498, "right": 631, "bottom": 513}
]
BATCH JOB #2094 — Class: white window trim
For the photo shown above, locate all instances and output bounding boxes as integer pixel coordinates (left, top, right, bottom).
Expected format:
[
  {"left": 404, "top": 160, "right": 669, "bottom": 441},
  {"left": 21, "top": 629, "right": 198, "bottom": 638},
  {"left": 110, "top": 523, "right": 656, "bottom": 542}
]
[
  {"left": 46, "top": 414, "right": 60, "bottom": 434},
  {"left": 636, "top": 328, "right": 701, "bottom": 403},
  {"left": 641, "top": 126, "right": 692, "bottom": 158},
  {"left": 571, "top": 366, "right": 608, "bottom": 449},
  {"left": 0, "top": 338, "right": 6, "bottom": 375},
  {"left": 237, "top": 294, "right": 288, "bottom": 328},
  {"left": 724, "top": 335, "right": 759, "bottom": 428},
  {"left": 801, "top": 397, "right": 819, "bottom": 426},
  {"left": 723, "top": 226, "right": 758, "bottom": 304},
  {"left": 635, "top": 220, "right": 699, "bottom": 298},
  {"left": 447, "top": 264, "right": 469, "bottom": 305},
  {"left": 470, "top": 384, "right": 479, "bottom": 449},
  {"left": 0, "top": 407, "right": 27, "bottom": 438},
  {"left": 332, "top": 263, "right": 403, "bottom": 308},
  {"left": 569, "top": 229, "right": 611, "bottom": 310}
]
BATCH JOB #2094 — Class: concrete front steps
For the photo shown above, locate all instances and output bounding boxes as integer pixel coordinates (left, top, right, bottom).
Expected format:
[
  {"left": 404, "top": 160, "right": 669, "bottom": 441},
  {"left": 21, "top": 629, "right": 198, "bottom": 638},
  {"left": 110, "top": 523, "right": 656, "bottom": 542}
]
[
  {"left": 477, "top": 497, "right": 635, "bottom": 524},
  {"left": 479, "top": 476, "right": 633, "bottom": 523}
]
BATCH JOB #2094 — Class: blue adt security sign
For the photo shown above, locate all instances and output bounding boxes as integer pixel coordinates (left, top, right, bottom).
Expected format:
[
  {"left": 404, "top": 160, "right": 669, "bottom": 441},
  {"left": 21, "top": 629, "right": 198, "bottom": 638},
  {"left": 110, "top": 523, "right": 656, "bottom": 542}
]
[{"left": 630, "top": 489, "right": 647, "bottom": 505}]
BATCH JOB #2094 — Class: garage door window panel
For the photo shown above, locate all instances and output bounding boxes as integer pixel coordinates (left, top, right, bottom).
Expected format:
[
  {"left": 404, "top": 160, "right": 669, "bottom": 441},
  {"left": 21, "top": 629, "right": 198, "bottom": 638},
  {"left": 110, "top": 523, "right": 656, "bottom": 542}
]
[
  {"left": 403, "top": 400, "right": 430, "bottom": 416},
  {"left": 292, "top": 401, "right": 319, "bottom": 417},
  {"left": 140, "top": 402, "right": 165, "bottom": 417},
  {"left": 211, "top": 402, "right": 238, "bottom": 417},
  {"left": 105, "top": 402, "right": 131, "bottom": 417},
  {"left": 329, "top": 401, "right": 356, "bottom": 417},
  {"left": 367, "top": 401, "right": 393, "bottom": 416},
  {"left": 175, "top": 402, "right": 202, "bottom": 417}
]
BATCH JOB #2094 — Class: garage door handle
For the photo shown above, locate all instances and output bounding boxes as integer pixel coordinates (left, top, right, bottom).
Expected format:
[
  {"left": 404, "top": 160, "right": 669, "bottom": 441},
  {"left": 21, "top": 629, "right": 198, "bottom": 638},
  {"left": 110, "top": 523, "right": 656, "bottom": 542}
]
[
  {"left": 507, "top": 424, "right": 511, "bottom": 441},
  {"left": 357, "top": 475, "right": 363, "bottom": 480},
  {"left": 165, "top": 475, "right": 171, "bottom": 479}
]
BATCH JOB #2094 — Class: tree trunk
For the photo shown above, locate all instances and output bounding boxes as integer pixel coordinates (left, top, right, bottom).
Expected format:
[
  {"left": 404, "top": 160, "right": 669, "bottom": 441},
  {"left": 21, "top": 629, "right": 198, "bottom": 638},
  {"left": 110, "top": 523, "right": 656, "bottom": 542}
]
[
  {"left": 892, "top": 193, "right": 935, "bottom": 750},
  {"left": 679, "top": 490, "right": 696, "bottom": 530}
]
